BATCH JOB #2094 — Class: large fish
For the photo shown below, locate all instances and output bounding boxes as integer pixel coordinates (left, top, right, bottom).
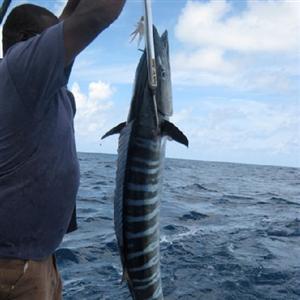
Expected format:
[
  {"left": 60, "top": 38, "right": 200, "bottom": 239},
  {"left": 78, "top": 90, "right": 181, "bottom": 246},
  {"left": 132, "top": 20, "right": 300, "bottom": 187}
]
[{"left": 102, "top": 26, "right": 188, "bottom": 300}]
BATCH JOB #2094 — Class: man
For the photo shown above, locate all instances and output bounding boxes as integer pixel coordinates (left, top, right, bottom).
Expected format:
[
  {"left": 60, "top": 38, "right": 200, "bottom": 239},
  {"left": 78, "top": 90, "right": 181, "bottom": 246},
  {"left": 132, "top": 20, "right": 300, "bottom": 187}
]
[{"left": 0, "top": 0, "right": 125, "bottom": 299}]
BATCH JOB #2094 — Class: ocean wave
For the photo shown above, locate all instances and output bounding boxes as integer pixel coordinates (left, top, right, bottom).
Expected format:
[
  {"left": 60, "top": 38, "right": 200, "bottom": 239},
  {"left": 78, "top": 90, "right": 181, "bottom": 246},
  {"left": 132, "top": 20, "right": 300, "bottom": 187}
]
[
  {"left": 58, "top": 153, "right": 300, "bottom": 299},
  {"left": 56, "top": 248, "right": 79, "bottom": 265},
  {"left": 179, "top": 211, "right": 209, "bottom": 221},
  {"left": 270, "top": 197, "right": 300, "bottom": 206},
  {"left": 179, "top": 183, "right": 218, "bottom": 193},
  {"left": 160, "top": 226, "right": 200, "bottom": 245},
  {"left": 222, "top": 194, "right": 254, "bottom": 202},
  {"left": 266, "top": 219, "right": 300, "bottom": 237}
]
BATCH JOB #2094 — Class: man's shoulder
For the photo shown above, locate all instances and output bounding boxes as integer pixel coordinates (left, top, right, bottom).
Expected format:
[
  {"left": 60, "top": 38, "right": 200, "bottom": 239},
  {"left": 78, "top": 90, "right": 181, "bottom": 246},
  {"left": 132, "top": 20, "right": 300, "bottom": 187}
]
[{"left": 5, "top": 22, "right": 64, "bottom": 60}]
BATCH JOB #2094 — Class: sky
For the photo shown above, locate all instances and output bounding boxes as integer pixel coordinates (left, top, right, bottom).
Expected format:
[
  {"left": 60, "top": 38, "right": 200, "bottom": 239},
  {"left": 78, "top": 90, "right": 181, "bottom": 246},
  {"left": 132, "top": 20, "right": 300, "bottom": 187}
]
[{"left": 1, "top": 0, "right": 300, "bottom": 167}]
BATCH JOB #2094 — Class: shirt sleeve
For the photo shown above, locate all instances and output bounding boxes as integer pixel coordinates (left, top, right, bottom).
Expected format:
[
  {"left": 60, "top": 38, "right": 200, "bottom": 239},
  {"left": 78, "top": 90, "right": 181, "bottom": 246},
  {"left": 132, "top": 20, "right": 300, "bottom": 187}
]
[{"left": 5, "top": 22, "right": 68, "bottom": 117}]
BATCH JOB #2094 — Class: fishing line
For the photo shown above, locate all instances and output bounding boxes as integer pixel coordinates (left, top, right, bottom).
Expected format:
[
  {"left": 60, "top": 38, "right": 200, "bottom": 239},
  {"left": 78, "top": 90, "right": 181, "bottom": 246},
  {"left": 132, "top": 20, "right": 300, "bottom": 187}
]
[{"left": 0, "top": 0, "right": 11, "bottom": 25}]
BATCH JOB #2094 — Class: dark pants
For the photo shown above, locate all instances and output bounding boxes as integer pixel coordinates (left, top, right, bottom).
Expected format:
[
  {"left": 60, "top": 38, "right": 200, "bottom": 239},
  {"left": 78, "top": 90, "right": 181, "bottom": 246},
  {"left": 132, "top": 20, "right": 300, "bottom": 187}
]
[{"left": 0, "top": 255, "right": 62, "bottom": 300}]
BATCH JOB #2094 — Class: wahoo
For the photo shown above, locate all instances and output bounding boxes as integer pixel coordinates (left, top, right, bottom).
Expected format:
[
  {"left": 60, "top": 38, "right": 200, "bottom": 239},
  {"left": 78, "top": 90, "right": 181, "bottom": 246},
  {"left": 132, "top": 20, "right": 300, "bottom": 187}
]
[{"left": 102, "top": 25, "right": 188, "bottom": 300}]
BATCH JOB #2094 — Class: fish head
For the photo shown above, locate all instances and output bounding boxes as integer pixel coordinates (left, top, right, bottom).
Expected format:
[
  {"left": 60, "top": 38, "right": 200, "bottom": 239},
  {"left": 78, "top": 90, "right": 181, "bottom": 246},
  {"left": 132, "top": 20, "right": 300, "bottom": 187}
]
[
  {"left": 153, "top": 27, "right": 173, "bottom": 119},
  {"left": 127, "top": 26, "right": 173, "bottom": 135}
]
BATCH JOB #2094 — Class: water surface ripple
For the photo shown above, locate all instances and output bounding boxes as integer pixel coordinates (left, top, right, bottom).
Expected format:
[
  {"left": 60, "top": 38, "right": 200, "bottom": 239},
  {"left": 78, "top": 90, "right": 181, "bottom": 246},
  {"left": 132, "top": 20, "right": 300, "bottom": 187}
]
[{"left": 57, "top": 153, "right": 300, "bottom": 300}]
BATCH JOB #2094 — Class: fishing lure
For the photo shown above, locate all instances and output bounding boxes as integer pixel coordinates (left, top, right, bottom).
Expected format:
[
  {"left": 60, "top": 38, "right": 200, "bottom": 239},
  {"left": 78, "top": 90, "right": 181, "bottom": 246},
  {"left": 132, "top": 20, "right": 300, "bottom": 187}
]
[{"left": 130, "top": 16, "right": 145, "bottom": 47}]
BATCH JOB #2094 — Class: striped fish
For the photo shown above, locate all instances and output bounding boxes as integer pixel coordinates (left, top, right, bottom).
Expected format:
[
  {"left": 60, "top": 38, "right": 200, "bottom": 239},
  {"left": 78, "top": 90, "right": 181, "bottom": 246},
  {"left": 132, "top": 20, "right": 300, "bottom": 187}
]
[{"left": 102, "top": 26, "right": 188, "bottom": 300}]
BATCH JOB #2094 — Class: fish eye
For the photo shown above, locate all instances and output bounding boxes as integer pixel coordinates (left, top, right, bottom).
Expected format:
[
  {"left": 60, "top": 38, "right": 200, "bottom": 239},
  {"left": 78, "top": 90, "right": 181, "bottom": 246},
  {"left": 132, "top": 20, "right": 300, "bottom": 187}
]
[{"left": 161, "top": 70, "right": 166, "bottom": 79}]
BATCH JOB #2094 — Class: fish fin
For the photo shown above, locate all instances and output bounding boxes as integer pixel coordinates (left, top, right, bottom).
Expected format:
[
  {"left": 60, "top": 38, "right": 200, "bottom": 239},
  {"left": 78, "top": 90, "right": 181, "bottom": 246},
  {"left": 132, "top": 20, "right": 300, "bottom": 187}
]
[
  {"left": 162, "top": 120, "right": 189, "bottom": 147},
  {"left": 101, "top": 122, "right": 126, "bottom": 139}
]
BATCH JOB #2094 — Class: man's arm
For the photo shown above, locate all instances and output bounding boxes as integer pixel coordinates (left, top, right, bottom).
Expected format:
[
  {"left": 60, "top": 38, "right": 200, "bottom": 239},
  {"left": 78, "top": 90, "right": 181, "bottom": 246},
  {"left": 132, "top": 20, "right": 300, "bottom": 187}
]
[
  {"left": 63, "top": 0, "right": 126, "bottom": 66},
  {"left": 58, "top": 0, "right": 81, "bottom": 21}
]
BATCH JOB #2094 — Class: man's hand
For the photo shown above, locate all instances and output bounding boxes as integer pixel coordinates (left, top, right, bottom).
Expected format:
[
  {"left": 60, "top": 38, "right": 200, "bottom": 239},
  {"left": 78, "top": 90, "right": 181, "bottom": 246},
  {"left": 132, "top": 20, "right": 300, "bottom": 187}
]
[
  {"left": 63, "top": 0, "right": 126, "bottom": 66},
  {"left": 59, "top": 0, "right": 81, "bottom": 21}
]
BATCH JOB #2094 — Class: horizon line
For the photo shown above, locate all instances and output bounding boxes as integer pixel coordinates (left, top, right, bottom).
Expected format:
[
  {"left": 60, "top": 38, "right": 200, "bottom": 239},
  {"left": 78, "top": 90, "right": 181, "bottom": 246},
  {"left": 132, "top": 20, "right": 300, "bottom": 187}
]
[{"left": 77, "top": 151, "right": 300, "bottom": 169}]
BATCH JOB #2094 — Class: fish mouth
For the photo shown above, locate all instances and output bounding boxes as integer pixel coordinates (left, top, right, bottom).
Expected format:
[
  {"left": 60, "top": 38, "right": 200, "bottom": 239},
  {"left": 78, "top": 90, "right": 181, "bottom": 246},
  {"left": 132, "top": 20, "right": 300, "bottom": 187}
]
[{"left": 152, "top": 27, "right": 173, "bottom": 119}]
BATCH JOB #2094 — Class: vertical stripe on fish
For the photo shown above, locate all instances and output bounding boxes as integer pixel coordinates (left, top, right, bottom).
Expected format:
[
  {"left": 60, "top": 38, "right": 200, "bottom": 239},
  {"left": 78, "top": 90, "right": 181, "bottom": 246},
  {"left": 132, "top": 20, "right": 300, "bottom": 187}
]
[{"left": 123, "top": 136, "right": 163, "bottom": 299}]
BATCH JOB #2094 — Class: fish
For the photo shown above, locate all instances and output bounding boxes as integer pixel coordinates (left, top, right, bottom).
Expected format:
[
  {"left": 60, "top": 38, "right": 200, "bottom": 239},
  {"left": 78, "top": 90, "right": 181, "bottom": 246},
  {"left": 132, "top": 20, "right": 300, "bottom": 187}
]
[{"left": 102, "top": 26, "right": 188, "bottom": 300}]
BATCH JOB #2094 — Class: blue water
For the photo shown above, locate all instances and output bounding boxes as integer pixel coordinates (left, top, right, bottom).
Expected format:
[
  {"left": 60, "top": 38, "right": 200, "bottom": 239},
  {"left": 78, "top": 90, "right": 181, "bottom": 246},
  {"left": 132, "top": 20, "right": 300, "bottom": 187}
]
[{"left": 56, "top": 152, "right": 300, "bottom": 300}]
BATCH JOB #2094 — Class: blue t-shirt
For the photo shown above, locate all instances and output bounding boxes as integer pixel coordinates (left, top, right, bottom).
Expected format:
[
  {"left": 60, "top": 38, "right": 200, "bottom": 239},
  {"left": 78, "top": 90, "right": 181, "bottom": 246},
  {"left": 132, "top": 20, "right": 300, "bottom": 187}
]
[{"left": 0, "top": 22, "right": 80, "bottom": 260}]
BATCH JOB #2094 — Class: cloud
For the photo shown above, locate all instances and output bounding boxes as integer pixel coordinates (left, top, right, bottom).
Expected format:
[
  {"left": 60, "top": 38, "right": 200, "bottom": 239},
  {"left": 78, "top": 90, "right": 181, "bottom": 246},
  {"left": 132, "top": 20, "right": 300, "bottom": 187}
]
[
  {"left": 173, "top": 47, "right": 236, "bottom": 73},
  {"left": 71, "top": 80, "right": 115, "bottom": 141},
  {"left": 173, "top": 0, "right": 300, "bottom": 92},
  {"left": 89, "top": 81, "right": 114, "bottom": 100},
  {"left": 174, "top": 98, "right": 300, "bottom": 156},
  {"left": 175, "top": 0, "right": 300, "bottom": 53},
  {"left": 72, "top": 59, "right": 136, "bottom": 84}
]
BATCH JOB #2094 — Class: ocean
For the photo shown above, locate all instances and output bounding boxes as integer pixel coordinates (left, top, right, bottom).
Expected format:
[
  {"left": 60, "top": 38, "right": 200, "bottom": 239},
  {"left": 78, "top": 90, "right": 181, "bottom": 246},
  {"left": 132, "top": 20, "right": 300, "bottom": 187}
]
[{"left": 56, "top": 152, "right": 300, "bottom": 300}]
